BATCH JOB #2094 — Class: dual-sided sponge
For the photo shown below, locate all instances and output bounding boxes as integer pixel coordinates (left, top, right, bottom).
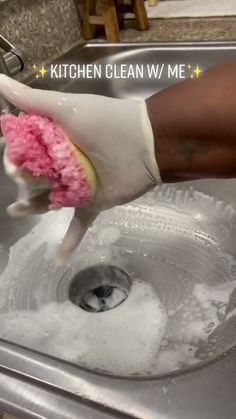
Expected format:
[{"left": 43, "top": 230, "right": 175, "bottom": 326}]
[{"left": 1, "top": 113, "right": 97, "bottom": 209}]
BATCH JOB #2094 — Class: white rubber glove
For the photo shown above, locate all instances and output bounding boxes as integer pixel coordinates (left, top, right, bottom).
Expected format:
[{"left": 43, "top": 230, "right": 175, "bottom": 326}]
[{"left": 0, "top": 74, "right": 161, "bottom": 261}]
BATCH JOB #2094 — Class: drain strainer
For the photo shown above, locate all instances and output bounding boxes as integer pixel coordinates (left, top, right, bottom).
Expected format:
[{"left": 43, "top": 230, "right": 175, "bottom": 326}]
[{"left": 69, "top": 264, "right": 131, "bottom": 313}]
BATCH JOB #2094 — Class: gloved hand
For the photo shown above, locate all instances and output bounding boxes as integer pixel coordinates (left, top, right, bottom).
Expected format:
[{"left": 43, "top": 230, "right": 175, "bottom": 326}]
[{"left": 0, "top": 75, "right": 161, "bottom": 261}]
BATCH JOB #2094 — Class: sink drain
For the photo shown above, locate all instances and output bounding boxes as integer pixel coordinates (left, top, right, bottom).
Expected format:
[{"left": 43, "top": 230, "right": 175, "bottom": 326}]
[{"left": 69, "top": 264, "right": 131, "bottom": 313}]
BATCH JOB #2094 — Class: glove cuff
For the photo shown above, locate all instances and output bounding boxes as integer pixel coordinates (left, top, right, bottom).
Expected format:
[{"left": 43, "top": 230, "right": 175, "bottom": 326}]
[{"left": 140, "top": 100, "right": 162, "bottom": 184}]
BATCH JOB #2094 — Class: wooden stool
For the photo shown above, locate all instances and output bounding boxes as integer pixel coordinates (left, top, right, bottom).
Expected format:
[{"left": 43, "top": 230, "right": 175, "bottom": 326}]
[
  {"left": 82, "top": 0, "right": 149, "bottom": 42},
  {"left": 116, "top": 0, "right": 149, "bottom": 31},
  {"left": 148, "top": 0, "right": 158, "bottom": 5}
]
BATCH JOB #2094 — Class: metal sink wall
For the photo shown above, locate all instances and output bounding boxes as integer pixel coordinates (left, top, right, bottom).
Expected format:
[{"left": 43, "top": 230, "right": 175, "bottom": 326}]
[{"left": 1, "top": 42, "right": 236, "bottom": 419}]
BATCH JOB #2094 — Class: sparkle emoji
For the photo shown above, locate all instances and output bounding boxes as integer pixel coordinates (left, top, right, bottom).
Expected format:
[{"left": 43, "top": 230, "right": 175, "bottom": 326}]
[
  {"left": 38, "top": 64, "right": 48, "bottom": 79},
  {"left": 193, "top": 65, "right": 202, "bottom": 79}
]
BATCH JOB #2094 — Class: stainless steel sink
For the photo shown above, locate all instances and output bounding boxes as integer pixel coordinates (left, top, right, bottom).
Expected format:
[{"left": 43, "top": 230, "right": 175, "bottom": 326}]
[{"left": 1, "top": 42, "right": 236, "bottom": 419}]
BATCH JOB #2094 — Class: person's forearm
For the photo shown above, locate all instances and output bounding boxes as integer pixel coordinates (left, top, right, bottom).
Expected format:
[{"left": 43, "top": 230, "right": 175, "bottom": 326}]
[{"left": 146, "top": 57, "right": 236, "bottom": 182}]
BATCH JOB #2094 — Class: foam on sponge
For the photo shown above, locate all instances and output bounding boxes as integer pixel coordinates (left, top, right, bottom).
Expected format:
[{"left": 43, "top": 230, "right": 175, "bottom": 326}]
[{"left": 1, "top": 113, "right": 97, "bottom": 209}]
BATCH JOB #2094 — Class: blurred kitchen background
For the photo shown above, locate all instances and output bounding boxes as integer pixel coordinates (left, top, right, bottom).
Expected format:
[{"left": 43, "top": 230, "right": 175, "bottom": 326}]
[{"left": 0, "top": 0, "right": 236, "bottom": 81}]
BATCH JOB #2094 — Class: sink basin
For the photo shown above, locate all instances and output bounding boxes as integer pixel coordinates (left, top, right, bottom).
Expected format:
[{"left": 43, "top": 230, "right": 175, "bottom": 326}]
[{"left": 1, "top": 42, "right": 236, "bottom": 418}]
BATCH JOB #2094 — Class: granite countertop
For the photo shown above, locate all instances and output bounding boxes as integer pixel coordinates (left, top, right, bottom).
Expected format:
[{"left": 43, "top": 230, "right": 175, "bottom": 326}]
[{"left": 119, "top": 17, "right": 236, "bottom": 42}]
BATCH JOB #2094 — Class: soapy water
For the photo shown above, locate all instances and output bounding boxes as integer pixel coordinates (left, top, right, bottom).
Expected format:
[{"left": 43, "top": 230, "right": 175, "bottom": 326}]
[
  {"left": 0, "top": 280, "right": 167, "bottom": 375},
  {"left": 154, "top": 279, "right": 236, "bottom": 372},
  {"left": 0, "top": 186, "right": 236, "bottom": 375}
]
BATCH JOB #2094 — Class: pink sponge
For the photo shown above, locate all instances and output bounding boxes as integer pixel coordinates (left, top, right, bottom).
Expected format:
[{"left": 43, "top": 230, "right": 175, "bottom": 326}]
[{"left": 1, "top": 113, "right": 97, "bottom": 209}]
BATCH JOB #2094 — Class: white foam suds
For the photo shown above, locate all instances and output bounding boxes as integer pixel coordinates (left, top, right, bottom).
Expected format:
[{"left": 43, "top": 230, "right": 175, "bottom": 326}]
[{"left": 0, "top": 280, "right": 167, "bottom": 375}]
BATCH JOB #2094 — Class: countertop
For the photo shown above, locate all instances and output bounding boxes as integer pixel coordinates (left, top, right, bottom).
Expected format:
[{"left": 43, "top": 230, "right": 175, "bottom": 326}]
[{"left": 119, "top": 17, "right": 236, "bottom": 42}]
